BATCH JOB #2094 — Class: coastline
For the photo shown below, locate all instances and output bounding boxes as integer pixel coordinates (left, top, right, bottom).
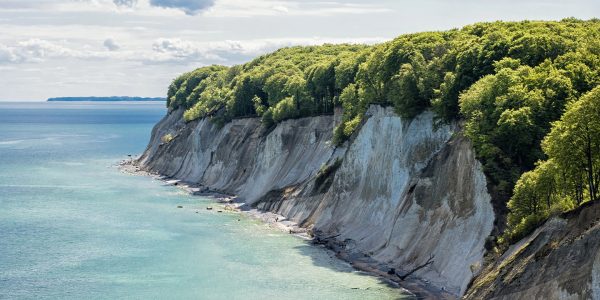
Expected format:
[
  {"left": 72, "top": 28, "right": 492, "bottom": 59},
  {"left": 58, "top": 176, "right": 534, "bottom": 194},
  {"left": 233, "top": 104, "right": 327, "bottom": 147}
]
[
  {"left": 118, "top": 158, "right": 312, "bottom": 238},
  {"left": 118, "top": 158, "right": 456, "bottom": 300}
]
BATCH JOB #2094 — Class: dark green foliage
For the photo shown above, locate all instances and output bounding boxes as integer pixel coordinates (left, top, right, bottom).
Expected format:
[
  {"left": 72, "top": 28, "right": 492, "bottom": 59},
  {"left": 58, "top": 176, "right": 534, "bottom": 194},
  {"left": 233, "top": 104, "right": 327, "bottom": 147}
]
[
  {"left": 503, "top": 86, "right": 600, "bottom": 243},
  {"left": 460, "top": 60, "right": 579, "bottom": 201},
  {"left": 332, "top": 124, "right": 347, "bottom": 146},
  {"left": 175, "top": 44, "right": 368, "bottom": 123},
  {"left": 272, "top": 97, "right": 299, "bottom": 122},
  {"left": 168, "top": 65, "right": 228, "bottom": 110},
  {"left": 168, "top": 20, "right": 599, "bottom": 129},
  {"left": 388, "top": 63, "right": 426, "bottom": 118},
  {"left": 167, "top": 20, "right": 600, "bottom": 241}
]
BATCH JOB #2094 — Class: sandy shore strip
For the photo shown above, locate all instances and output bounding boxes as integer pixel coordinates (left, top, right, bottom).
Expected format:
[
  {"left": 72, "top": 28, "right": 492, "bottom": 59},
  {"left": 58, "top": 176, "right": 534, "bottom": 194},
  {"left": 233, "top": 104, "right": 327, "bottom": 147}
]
[
  {"left": 118, "top": 158, "right": 456, "bottom": 300},
  {"left": 118, "top": 159, "right": 312, "bottom": 239}
]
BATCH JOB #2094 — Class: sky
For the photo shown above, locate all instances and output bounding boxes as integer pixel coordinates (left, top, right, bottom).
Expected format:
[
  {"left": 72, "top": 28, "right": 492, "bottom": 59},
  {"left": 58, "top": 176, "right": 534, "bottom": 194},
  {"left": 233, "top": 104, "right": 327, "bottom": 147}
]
[{"left": 0, "top": 0, "right": 598, "bottom": 101}]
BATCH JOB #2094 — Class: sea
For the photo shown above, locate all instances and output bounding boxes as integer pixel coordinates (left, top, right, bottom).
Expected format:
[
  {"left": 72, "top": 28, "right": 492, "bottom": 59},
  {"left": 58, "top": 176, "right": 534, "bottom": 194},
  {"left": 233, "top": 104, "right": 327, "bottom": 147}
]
[{"left": 0, "top": 101, "right": 407, "bottom": 299}]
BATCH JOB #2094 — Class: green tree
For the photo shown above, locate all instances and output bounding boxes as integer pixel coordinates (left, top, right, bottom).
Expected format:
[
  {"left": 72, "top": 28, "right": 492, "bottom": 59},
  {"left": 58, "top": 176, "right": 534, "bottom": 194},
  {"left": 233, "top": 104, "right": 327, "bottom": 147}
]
[
  {"left": 543, "top": 86, "right": 600, "bottom": 202},
  {"left": 272, "top": 97, "right": 298, "bottom": 122},
  {"left": 388, "top": 63, "right": 425, "bottom": 118},
  {"left": 505, "top": 86, "right": 600, "bottom": 242}
]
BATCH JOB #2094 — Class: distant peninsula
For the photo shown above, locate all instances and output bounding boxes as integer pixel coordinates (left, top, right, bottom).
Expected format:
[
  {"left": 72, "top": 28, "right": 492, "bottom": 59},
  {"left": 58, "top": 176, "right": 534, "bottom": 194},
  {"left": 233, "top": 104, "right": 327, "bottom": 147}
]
[{"left": 47, "top": 96, "right": 166, "bottom": 102}]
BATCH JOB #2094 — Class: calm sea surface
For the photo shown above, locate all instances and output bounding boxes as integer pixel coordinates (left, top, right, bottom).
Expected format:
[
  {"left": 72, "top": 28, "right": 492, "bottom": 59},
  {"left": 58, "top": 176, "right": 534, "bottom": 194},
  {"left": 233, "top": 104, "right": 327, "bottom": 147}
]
[{"left": 0, "top": 102, "right": 406, "bottom": 299}]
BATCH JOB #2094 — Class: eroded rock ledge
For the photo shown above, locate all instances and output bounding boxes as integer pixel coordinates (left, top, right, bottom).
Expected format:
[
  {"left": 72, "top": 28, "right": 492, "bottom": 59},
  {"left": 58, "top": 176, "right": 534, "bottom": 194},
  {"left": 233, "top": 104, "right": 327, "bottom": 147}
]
[{"left": 465, "top": 200, "right": 600, "bottom": 299}]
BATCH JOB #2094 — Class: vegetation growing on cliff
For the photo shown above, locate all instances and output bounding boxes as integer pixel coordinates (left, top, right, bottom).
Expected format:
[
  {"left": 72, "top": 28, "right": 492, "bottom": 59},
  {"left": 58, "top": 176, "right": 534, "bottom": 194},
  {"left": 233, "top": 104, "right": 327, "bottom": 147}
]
[
  {"left": 171, "top": 45, "right": 369, "bottom": 125},
  {"left": 504, "top": 86, "right": 600, "bottom": 242},
  {"left": 165, "top": 19, "right": 600, "bottom": 243}
]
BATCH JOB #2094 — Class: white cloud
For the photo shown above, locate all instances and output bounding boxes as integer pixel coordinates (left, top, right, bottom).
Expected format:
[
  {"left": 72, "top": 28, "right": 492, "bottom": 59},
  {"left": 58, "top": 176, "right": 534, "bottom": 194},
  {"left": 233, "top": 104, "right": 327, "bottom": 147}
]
[
  {"left": 0, "top": 44, "right": 23, "bottom": 63},
  {"left": 271, "top": 5, "right": 288, "bottom": 13},
  {"left": 17, "top": 39, "right": 75, "bottom": 62},
  {"left": 0, "top": 0, "right": 598, "bottom": 100},
  {"left": 113, "top": 0, "right": 137, "bottom": 7},
  {"left": 0, "top": 0, "right": 56, "bottom": 10},
  {"left": 144, "top": 36, "right": 386, "bottom": 64},
  {"left": 0, "top": 36, "right": 387, "bottom": 65},
  {"left": 148, "top": 38, "right": 224, "bottom": 62},
  {"left": 149, "top": 0, "right": 215, "bottom": 15},
  {"left": 208, "top": 36, "right": 386, "bottom": 55},
  {"left": 0, "top": 0, "right": 391, "bottom": 17},
  {"left": 203, "top": 0, "right": 392, "bottom": 17},
  {"left": 0, "top": 0, "right": 219, "bottom": 16},
  {"left": 103, "top": 38, "right": 120, "bottom": 51},
  {"left": 0, "top": 39, "right": 114, "bottom": 64}
]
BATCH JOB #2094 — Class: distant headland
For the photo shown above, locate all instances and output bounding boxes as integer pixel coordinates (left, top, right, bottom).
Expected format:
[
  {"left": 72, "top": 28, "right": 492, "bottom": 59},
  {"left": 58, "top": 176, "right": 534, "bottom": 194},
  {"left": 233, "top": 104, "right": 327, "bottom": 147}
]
[{"left": 47, "top": 96, "right": 166, "bottom": 102}]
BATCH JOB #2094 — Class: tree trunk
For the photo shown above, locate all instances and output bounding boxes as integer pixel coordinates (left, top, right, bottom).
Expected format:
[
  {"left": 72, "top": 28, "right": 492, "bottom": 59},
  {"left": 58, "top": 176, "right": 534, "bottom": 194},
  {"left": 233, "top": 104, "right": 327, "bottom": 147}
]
[{"left": 586, "top": 129, "right": 596, "bottom": 201}]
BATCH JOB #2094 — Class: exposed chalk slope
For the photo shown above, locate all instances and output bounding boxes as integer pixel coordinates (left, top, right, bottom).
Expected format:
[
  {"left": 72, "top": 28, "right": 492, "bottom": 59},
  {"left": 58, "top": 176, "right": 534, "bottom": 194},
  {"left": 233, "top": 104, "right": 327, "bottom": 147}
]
[{"left": 138, "top": 105, "right": 495, "bottom": 295}]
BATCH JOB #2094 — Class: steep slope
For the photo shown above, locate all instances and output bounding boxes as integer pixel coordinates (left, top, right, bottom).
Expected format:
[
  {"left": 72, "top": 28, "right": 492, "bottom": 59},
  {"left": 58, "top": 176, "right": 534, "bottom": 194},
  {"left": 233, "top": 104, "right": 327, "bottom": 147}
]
[
  {"left": 137, "top": 105, "right": 495, "bottom": 296},
  {"left": 465, "top": 201, "right": 600, "bottom": 299}
]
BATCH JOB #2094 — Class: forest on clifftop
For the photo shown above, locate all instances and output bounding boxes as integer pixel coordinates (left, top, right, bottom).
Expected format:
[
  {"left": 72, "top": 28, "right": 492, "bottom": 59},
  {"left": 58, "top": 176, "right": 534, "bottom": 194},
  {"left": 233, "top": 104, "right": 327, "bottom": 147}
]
[{"left": 164, "top": 19, "right": 600, "bottom": 247}]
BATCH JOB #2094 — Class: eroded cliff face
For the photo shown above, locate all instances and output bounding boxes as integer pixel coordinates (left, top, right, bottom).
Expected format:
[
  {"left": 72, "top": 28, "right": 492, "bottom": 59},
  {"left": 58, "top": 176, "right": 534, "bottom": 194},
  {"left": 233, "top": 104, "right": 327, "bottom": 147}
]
[
  {"left": 465, "top": 201, "right": 600, "bottom": 300},
  {"left": 139, "top": 108, "right": 335, "bottom": 203},
  {"left": 138, "top": 105, "right": 495, "bottom": 296}
]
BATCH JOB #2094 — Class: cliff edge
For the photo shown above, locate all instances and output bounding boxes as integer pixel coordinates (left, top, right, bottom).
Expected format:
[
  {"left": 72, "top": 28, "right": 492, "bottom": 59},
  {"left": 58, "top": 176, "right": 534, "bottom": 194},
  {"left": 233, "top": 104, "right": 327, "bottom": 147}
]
[
  {"left": 137, "top": 105, "right": 494, "bottom": 296},
  {"left": 465, "top": 200, "right": 600, "bottom": 299}
]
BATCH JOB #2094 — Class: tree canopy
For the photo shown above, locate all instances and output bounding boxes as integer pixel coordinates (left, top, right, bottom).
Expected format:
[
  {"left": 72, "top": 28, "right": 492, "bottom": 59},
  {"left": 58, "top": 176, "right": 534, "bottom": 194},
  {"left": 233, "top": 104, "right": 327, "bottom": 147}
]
[
  {"left": 165, "top": 19, "right": 600, "bottom": 243},
  {"left": 504, "top": 86, "right": 600, "bottom": 242}
]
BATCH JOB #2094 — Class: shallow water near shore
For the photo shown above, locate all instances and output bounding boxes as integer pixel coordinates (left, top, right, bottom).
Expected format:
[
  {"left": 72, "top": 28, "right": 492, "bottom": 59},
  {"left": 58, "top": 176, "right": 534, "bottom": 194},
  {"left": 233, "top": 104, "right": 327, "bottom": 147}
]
[{"left": 0, "top": 102, "right": 408, "bottom": 299}]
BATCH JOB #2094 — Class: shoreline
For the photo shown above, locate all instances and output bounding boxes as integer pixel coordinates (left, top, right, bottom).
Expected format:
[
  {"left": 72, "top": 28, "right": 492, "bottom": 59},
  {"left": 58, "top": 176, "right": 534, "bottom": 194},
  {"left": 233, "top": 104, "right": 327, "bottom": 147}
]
[
  {"left": 118, "top": 158, "right": 456, "bottom": 300},
  {"left": 118, "top": 159, "right": 313, "bottom": 239}
]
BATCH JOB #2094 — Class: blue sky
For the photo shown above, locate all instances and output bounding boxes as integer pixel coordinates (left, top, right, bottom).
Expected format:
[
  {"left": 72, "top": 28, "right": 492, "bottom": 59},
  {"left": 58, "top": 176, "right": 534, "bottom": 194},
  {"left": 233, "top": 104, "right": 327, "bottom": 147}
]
[{"left": 0, "top": 0, "right": 598, "bottom": 101}]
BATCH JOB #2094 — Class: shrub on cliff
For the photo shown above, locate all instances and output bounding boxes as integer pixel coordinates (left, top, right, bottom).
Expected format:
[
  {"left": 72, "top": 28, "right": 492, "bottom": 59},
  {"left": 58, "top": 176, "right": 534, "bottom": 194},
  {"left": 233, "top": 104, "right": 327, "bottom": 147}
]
[{"left": 161, "top": 133, "right": 174, "bottom": 144}]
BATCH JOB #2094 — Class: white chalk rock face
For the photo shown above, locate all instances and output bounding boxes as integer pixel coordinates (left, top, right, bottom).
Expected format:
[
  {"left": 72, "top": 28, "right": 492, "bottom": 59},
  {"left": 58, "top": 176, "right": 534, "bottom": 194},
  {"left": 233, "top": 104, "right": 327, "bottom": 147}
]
[
  {"left": 592, "top": 250, "right": 600, "bottom": 299},
  {"left": 295, "top": 106, "right": 494, "bottom": 295},
  {"left": 139, "top": 105, "right": 495, "bottom": 296}
]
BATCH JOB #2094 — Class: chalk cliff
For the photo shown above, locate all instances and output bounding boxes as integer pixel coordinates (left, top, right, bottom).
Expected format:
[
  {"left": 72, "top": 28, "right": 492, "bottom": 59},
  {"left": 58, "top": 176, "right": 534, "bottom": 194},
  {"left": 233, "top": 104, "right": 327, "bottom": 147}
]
[{"left": 138, "top": 105, "right": 495, "bottom": 296}]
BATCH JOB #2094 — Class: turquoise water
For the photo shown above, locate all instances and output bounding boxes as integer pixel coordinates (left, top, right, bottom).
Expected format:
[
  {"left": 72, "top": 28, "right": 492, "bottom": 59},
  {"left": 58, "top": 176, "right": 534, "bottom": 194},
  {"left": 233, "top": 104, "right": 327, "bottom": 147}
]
[{"left": 0, "top": 102, "right": 405, "bottom": 299}]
